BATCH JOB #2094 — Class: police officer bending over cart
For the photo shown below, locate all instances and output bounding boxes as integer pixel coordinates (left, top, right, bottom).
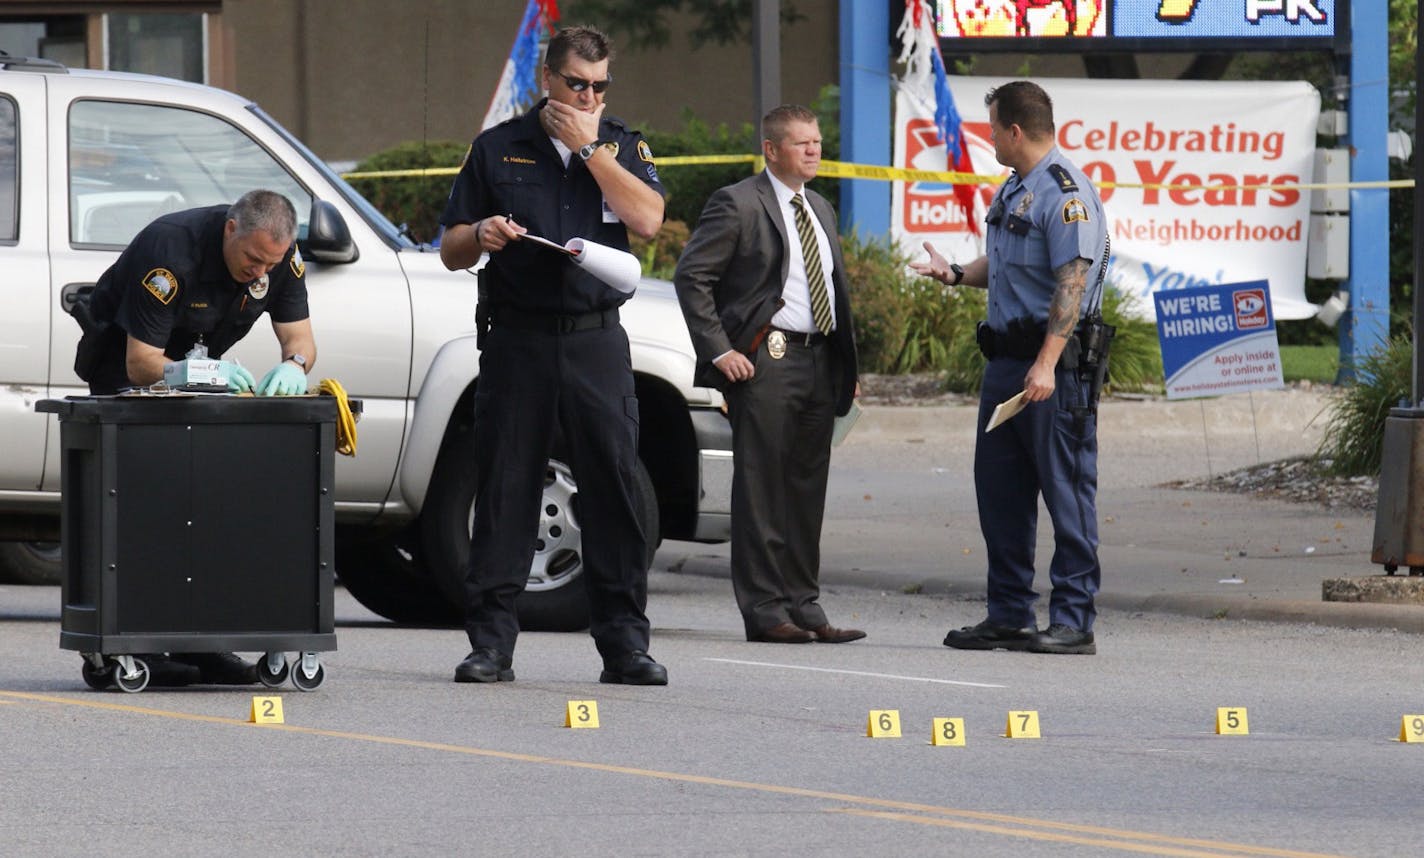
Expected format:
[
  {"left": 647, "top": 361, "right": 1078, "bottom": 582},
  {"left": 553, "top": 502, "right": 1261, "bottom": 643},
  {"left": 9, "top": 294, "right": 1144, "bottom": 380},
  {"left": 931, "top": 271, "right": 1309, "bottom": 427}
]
[
  {"left": 911, "top": 81, "right": 1111, "bottom": 656},
  {"left": 72, "top": 188, "right": 316, "bottom": 685},
  {"left": 438, "top": 26, "right": 669, "bottom": 685}
]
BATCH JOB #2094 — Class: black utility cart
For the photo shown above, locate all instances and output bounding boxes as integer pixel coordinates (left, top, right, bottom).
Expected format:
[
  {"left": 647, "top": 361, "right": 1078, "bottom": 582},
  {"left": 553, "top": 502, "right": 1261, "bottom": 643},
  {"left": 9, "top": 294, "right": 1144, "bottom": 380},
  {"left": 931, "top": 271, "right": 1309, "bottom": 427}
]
[{"left": 36, "top": 395, "right": 340, "bottom": 693}]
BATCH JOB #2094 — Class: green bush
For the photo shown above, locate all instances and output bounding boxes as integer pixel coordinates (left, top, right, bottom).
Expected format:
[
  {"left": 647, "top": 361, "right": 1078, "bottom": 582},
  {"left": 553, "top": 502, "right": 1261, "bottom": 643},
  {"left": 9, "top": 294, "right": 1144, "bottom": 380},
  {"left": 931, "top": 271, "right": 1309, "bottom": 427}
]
[
  {"left": 1318, "top": 333, "right": 1412, "bottom": 476},
  {"left": 346, "top": 139, "right": 468, "bottom": 244}
]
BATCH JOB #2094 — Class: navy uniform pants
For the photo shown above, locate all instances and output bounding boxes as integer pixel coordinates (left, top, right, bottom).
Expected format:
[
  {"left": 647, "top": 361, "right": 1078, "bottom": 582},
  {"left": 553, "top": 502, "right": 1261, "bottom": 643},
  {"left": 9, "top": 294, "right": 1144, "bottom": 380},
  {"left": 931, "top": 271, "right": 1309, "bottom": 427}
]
[
  {"left": 974, "top": 356, "right": 1101, "bottom": 633},
  {"left": 464, "top": 322, "right": 650, "bottom": 661}
]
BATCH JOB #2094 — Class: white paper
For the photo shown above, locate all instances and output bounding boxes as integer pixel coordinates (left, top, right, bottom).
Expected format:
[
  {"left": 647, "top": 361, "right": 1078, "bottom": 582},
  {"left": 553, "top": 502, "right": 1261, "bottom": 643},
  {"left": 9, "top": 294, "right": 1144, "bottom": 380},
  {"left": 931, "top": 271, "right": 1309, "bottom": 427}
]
[
  {"left": 565, "top": 237, "right": 642, "bottom": 294},
  {"left": 985, "top": 391, "right": 1027, "bottom": 433}
]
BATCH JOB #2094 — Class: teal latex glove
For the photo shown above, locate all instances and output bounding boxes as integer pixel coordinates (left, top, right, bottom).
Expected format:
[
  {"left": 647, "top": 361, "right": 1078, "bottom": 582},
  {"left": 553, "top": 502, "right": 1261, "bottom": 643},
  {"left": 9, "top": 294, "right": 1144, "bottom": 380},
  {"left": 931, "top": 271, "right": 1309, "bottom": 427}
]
[
  {"left": 218, "top": 361, "right": 256, "bottom": 393},
  {"left": 256, "top": 361, "right": 308, "bottom": 396}
]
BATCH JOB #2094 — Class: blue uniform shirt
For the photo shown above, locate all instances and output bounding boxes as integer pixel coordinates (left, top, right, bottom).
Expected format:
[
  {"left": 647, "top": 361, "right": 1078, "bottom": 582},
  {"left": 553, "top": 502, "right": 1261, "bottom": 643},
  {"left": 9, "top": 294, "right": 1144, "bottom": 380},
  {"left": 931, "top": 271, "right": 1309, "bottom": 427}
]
[{"left": 985, "top": 146, "right": 1107, "bottom": 331}]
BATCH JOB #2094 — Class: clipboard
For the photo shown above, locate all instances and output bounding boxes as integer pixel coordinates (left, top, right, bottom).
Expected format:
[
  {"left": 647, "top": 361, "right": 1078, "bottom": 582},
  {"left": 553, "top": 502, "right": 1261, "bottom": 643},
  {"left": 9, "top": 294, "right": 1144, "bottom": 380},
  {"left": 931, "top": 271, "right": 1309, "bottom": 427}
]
[{"left": 985, "top": 391, "right": 1027, "bottom": 432}]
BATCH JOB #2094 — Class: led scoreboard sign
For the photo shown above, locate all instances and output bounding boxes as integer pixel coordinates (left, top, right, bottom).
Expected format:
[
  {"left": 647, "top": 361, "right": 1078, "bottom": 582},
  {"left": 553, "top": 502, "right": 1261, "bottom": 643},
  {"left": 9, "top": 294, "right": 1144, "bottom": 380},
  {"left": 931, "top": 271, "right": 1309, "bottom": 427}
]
[{"left": 934, "top": 0, "right": 1346, "bottom": 52}]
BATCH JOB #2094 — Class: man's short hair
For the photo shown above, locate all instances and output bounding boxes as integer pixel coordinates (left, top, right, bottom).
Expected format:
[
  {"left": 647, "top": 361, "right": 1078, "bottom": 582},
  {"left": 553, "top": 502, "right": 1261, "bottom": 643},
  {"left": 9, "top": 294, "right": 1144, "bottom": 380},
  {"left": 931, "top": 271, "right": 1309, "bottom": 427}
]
[
  {"left": 228, "top": 190, "right": 298, "bottom": 244},
  {"left": 762, "top": 104, "right": 818, "bottom": 144},
  {"left": 545, "top": 25, "right": 612, "bottom": 71},
  {"left": 986, "top": 81, "right": 1055, "bottom": 141}
]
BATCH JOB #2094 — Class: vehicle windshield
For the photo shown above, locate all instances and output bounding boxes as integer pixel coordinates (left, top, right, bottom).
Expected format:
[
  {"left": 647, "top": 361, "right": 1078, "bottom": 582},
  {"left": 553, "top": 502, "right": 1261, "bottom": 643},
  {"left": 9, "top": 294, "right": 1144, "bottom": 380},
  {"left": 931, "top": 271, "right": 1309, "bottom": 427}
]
[{"left": 248, "top": 104, "right": 418, "bottom": 250}]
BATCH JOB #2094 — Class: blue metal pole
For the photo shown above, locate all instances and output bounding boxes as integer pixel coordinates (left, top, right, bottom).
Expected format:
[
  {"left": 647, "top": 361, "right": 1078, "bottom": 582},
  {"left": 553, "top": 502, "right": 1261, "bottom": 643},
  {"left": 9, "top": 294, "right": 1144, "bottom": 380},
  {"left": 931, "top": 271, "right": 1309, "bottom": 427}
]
[
  {"left": 837, "top": 0, "right": 890, "bottom": 237},
  {"left": 1338, "top": 0, "right": 1391, "bottom": 378}
]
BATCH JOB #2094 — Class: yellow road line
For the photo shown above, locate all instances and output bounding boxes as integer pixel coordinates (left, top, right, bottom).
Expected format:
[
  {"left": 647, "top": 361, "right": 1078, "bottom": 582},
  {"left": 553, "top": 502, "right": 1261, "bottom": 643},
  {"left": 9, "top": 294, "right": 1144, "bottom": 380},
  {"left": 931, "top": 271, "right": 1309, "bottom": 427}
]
[{"left": 0, "top": 690, "right": 1348, "bottom": 858}]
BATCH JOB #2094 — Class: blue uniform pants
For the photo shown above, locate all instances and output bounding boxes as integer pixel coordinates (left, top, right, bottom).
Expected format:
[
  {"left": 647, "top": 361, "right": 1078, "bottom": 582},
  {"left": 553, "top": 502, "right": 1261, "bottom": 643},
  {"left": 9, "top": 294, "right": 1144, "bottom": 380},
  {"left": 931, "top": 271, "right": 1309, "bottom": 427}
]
[
  {"left": 464, "top": 322, "right": 650, "bottom": 661},
  {"left": 974, "top": 357, "right": 1101, "bottom": 632}
]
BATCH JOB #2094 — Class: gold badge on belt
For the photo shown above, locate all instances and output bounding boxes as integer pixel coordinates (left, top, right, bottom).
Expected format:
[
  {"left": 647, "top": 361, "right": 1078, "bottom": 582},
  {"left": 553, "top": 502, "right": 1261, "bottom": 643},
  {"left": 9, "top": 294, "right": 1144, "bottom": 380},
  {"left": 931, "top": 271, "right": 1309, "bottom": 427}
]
[{"left": 766, "top": 329, "right": 787, "bottom": 360}]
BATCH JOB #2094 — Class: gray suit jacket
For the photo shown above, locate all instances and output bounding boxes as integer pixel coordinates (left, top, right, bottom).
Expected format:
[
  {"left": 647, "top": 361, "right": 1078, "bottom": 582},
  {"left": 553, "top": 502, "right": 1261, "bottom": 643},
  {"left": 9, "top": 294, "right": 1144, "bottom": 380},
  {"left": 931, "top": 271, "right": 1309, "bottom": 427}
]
[{"left": 673, "top": 171, "right": 858, "bottom": 416}]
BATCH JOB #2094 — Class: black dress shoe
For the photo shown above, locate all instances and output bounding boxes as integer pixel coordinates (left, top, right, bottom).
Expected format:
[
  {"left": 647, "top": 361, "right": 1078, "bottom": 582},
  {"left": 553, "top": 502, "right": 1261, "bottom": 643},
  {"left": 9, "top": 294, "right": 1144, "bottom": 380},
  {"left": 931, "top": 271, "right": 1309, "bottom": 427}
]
[
  {"left": 942, "top": 619, "right": 1037, "bottom": 651},
  {"left": 455, "top": 648, "right": 515, "bottom": 683},
  {"left": 806, "top": 624, "right": 866, "bottom": 643},
  {"left": 599, "top": 651, "right": 668, "bottom": 685},
  {"left": 1027, "top": 623, "right": 1096, "bottom": 655},
  {"left": 749, "top": 622, "right": 815, "bottom": 643},
  {"left": 172, "top": 652, "right": 258, "bottom": 685},
  {"left": 142, "top": 654, "right": 203, "bottom": 687}
]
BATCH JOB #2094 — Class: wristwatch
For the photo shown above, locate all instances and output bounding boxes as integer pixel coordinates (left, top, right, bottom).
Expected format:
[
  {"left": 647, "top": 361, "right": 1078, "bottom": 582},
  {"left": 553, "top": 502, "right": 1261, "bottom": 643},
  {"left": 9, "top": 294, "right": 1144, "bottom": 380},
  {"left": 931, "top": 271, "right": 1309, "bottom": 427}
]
[
  {"left": 284, "top": 354, "right": 307, "bottom": 368},
  {"left": 578, "top": 139, "right": 607, "bottom": 161},
  {"left": 949, "top": 263, "right": 965, "bottom": 286}
]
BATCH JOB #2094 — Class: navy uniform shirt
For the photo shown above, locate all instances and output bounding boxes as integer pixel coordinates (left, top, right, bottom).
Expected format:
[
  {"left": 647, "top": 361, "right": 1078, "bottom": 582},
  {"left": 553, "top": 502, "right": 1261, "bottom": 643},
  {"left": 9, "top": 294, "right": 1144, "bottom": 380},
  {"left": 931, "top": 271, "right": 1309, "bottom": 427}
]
[
  {"left": 87, "top": 204, "right": 308, "bottom": 365},
  {"left": 985, "top": 146, "right": 1107, "bottom": 330},
  {"left": 440, "top": 99, "right": 665, "bottom": 315}
]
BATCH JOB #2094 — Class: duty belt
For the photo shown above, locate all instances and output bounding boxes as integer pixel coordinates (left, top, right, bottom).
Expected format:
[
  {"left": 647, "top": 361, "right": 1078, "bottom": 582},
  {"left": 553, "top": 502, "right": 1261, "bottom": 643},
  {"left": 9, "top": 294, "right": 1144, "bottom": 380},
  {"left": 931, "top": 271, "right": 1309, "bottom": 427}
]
[
  {"left": 492, "top": 306, "right": 620, "bottom": 334},
  {"left": 768, "top": 327, "right": 827, "bottom": 347}
]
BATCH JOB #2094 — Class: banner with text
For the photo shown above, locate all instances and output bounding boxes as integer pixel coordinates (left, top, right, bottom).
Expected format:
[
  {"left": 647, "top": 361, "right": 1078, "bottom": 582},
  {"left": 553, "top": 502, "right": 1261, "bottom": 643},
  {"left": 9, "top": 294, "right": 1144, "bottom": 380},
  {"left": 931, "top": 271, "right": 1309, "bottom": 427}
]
[
  {"left": 1153, "top": 280, "right": 1284, "bottom": 400},
  {"left": 893, "top": 76, "right": 1320, "bottom": 320}
]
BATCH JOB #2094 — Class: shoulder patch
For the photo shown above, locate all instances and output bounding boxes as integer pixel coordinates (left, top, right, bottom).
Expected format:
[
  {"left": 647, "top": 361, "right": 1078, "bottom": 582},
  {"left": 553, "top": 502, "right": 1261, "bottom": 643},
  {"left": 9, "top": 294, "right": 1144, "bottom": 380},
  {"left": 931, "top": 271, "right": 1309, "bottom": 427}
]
[
  {"left": 1047, "top": 164, "right": 1079, "bottom": 193},
  {"left": 290, "top": 245, "right": 305, "bottom": 279},
  {"left": 142, "top": 268, "right": 179, "bottom": 305},
  {"left": 1062, "top": 198, "right": 1090, "bottom": 224},
  {"left": 637, "top": 140, "right": 654, "bottom": 163}
]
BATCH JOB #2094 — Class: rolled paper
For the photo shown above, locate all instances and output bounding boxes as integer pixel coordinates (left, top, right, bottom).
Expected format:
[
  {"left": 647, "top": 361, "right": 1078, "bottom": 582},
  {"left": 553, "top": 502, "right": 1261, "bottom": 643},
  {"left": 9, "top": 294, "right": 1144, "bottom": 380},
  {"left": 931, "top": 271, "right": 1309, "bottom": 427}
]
[{"left": 565, "top": 237, "right": 642, "bottom": 294}]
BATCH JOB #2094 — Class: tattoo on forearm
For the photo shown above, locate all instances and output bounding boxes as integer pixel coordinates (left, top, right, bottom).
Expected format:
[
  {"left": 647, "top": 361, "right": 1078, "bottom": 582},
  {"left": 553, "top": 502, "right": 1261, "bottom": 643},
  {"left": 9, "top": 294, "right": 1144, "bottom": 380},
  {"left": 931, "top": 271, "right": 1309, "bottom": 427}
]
[{"left": 1048, "top": 259, "right": 1091, "bottom": 338}]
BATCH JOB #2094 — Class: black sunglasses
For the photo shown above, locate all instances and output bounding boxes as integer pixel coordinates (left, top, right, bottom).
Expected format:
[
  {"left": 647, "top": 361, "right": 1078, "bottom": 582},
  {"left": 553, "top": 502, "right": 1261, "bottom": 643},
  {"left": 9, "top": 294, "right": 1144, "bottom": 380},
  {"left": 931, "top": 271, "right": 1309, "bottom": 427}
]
[{"left": 554, "top": 71, "right": 612, "bottom": 94}]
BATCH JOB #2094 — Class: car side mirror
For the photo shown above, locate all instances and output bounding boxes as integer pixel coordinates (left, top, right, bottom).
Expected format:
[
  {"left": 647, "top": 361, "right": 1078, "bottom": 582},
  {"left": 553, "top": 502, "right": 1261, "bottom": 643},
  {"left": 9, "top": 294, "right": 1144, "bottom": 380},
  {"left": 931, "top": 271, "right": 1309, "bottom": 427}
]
[{"left": 304, "top": 199, "right": 358, "bottom": 264}]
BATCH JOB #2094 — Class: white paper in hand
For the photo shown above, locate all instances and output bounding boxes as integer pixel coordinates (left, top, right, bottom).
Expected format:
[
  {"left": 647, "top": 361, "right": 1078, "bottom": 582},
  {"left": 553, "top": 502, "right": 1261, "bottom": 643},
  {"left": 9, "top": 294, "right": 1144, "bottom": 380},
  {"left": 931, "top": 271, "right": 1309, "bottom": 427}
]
[{"left": 985, "top": 391, "right": 1028, "bottom": 433}]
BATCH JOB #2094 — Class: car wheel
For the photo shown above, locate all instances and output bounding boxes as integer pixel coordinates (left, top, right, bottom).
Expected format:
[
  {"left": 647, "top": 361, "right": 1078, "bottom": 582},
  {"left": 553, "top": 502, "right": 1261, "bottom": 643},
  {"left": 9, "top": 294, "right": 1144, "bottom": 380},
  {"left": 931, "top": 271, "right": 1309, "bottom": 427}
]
[
  {"left": 334, "top": 524, "right": 462, "bottom": 626},
  {"left": 0, "top": 541, "right": 63, "bottom": 586},
  {"left": 421, "top": 435, "right": 659, "bottom": 633}
]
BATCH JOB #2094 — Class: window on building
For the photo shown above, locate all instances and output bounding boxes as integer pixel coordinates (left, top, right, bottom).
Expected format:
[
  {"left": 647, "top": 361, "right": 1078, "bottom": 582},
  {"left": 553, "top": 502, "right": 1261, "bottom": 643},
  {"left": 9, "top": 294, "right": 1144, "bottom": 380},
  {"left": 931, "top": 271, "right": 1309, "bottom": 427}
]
[
  {"left": 106, "top": 13, "right": 205, "bottom": 83},
  {"left": 69, "top": 99, "right": 310, "bottom": 247}
]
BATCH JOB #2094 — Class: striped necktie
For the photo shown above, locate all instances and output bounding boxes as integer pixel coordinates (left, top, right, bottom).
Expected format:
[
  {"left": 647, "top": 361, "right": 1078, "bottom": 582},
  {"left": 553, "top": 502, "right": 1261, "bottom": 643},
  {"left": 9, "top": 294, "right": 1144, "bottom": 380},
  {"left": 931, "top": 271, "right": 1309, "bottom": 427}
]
[{"left": 790, "top": 193, "right": 833, "bottom": 335}]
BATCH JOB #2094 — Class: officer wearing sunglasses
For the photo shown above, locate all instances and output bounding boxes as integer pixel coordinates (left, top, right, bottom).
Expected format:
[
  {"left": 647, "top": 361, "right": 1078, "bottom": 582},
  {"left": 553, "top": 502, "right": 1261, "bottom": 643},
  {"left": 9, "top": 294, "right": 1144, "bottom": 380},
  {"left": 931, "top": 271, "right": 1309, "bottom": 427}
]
[{"left": 439, "top": 25, "right": 668, "bottom": 687}]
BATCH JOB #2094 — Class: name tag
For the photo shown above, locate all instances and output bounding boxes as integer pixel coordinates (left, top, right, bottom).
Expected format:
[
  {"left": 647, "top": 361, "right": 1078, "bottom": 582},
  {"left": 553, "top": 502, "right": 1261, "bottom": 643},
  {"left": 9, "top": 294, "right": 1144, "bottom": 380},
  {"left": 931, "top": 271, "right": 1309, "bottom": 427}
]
[{"left": 602, "top": 198, "right": 620, "bottom": 224}]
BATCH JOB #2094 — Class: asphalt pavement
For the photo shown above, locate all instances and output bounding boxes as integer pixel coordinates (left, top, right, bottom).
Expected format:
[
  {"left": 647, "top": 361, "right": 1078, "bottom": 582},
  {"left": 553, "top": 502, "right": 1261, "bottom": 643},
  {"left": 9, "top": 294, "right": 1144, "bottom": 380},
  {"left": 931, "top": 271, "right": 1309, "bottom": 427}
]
[{"left": 661, "top": 387, "right": 1424, "bottom": 637}]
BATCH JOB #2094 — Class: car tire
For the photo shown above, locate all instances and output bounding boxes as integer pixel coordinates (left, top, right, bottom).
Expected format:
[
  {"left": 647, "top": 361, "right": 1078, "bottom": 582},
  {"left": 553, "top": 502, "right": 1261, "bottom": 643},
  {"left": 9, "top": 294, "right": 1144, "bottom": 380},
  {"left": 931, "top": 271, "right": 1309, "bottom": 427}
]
[
  {"left": 0, "top": 541, "right": 63, "bottom": 586},
  {"left": 421, "top": 434, "right": 659, "bottom": 633},
  {"left": 334, "top": 524, "right": 462, "bottom": 626}
]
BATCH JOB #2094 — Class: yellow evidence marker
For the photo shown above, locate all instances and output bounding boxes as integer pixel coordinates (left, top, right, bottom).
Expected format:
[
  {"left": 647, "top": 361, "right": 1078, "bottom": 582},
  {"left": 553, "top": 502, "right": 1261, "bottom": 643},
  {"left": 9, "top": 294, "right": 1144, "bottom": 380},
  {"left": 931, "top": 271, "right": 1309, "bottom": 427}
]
[
  {"left": 1004, "top": 710, "right": 1041, "bottom": 738},
  {"left": 931, "top": 717, "right": 966, "bottom": 746},
  {"left": 564, "top": 700, "right": 600, "bottom": 729},
  {"left": 1399, "top": 715, "right": 1424, "bottom": 743},
  {"left": 249, "top": 696, "right": 284, "bottom": 724},
  {"left": 866, "top": 709, "right": 902, "bottom": 738},
  {"left": 1215, "top": 707, "right": 1249, "bottom": 735}
]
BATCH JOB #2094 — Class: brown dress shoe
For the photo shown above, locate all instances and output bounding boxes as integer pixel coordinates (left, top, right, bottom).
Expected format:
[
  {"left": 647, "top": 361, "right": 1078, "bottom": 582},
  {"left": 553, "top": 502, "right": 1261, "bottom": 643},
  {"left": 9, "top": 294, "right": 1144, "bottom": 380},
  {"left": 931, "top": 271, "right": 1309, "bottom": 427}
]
[
  {"left": 807, "top": 624, "right": 866, "bottom": 643},
  {"left": 749, "top": 622, "right": 815, "bottom": 643}
]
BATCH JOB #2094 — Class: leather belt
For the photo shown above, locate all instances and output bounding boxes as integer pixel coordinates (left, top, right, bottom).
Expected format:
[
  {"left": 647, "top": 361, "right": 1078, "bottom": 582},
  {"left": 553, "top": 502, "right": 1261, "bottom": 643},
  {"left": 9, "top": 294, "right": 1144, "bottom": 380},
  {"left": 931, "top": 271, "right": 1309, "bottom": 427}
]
[
  {"left": 768, "top": 327, "right": 827, "bottom": 346},
  {"left": 492, "top": 306, "right": 619, "bottom": 334}
]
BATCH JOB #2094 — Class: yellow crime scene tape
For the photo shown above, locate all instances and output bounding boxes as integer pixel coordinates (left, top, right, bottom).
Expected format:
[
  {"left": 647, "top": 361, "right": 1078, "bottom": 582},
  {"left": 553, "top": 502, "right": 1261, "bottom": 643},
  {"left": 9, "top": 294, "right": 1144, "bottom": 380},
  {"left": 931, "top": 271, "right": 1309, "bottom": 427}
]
[{"left": 341, "top": 155, "right": 1414, "bottom": 193}]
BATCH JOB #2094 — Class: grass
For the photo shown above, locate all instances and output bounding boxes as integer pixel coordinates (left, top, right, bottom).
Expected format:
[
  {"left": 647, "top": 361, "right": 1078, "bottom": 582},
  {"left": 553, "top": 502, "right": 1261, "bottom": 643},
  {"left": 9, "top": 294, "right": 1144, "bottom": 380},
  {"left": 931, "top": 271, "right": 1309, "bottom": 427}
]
[{"left": 1280, "top": 344, "right": 1339, "bottom": 384}]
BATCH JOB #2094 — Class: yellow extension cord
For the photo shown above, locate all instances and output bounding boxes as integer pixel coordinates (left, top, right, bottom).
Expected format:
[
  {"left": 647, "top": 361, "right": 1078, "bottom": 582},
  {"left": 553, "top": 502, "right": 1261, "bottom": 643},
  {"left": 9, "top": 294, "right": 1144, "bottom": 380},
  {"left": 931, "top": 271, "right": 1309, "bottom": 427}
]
[{"left": 316, "top": 378, "right": 358, "bottom": 457}]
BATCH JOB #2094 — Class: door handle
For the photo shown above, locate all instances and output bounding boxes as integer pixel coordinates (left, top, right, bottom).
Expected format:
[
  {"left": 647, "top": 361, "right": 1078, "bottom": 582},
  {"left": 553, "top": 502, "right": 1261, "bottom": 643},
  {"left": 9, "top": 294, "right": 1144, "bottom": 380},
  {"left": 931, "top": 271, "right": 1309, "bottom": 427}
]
[{"left": 60, "top": 282, "right": 96, "bottom": 314}]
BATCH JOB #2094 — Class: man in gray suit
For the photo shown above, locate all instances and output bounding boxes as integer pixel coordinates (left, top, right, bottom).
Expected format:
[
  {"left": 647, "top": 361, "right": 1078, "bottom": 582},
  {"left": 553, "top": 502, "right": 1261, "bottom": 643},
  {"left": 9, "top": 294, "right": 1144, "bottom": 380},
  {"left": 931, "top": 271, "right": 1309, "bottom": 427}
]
[{"left": 674, "top": 104, "right": 863, "bottom": 644}]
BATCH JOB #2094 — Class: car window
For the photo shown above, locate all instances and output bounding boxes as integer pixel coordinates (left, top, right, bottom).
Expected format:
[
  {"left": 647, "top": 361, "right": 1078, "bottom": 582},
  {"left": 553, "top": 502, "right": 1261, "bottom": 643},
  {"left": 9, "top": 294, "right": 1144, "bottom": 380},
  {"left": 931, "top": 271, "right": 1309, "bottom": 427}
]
[
  {"left": 0, "top": 97, "right": 16, "bottom": 243},
  {"left": 68, "top": 99, "right": 311, "bottom": 247}
]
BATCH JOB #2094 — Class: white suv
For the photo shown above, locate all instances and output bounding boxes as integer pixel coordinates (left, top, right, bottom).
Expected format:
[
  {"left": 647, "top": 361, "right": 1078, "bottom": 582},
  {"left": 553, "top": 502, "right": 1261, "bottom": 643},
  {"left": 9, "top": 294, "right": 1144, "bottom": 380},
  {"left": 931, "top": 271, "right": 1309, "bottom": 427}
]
[{"left": 0, "top": 54, "right": 733, "bottom": 629}]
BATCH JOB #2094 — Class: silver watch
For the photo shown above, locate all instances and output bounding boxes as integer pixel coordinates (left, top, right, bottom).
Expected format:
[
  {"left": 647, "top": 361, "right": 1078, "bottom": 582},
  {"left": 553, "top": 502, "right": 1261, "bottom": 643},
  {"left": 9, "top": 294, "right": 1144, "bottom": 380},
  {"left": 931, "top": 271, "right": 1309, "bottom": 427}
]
[{"left": 284, "top": 353, "right": 307, "bottom": 368}]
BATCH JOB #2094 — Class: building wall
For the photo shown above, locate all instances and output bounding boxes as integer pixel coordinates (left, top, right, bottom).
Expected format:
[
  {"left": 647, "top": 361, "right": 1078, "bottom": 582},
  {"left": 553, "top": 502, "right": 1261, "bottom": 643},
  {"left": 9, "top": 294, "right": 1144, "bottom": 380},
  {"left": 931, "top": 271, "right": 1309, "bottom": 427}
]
[{"left": 222, "top": 0, "right": 839, "bottom": 163}]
